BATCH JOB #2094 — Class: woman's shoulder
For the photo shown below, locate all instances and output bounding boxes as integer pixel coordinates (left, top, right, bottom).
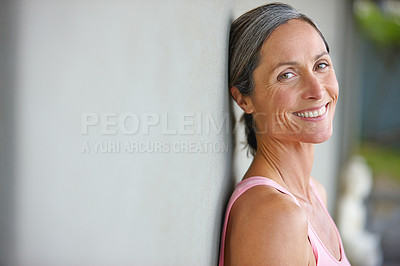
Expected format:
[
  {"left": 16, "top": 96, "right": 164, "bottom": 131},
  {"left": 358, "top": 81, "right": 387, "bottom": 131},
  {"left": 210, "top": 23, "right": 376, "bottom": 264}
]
[
  {"left": 226, "top": 185, "right": 310, "bottom": 264},
  {"left": 230, "top": 184, "right": 307, "bottom": 230}
]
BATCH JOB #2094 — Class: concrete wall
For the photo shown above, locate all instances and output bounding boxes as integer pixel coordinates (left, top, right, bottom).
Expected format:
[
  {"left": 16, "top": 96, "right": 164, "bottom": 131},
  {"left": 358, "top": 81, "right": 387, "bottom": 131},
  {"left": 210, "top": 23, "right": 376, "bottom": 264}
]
[{"left": 0, "top": 0, "right": 350, "bottom": 265}]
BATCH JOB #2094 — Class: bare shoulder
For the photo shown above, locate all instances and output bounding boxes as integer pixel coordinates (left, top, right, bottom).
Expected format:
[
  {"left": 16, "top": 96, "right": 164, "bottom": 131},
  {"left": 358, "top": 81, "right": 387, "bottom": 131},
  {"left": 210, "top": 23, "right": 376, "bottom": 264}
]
[
  {"left": 225, "top": 185, "right": 312, "bottom": 265},
  {"left": 311, "top": 176, "right": 327, "bottom": 207}
]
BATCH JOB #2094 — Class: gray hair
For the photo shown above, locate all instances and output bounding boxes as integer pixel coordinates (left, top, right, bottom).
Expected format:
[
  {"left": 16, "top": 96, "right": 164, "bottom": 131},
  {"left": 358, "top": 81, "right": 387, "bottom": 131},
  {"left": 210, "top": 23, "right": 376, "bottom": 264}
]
[{"left": 229, "top": 2, "right": 330, "bottom": 155}]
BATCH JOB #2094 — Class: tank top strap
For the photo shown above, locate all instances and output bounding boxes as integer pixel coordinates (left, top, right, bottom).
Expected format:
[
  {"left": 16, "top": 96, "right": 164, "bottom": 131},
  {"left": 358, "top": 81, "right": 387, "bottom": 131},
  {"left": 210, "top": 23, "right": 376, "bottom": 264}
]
[
  {"left": 234, "top": 176, "right": 302, "bottom": 207},
  {"left": 219, "top": 176, "right": 302, "bottom": 265},
  {"left": 308, "top": 179, "right": 350, "bottom": 265}
]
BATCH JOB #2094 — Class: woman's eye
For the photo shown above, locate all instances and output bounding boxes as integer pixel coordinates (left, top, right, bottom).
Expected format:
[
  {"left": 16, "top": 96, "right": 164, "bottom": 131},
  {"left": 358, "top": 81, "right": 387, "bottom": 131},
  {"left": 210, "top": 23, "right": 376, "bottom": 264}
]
[
  {"left": 278, "top": 72, "right": 295, "bottom": 81},
  {"left": 315, "top": 62, "right": 328, "bottom": 70}
]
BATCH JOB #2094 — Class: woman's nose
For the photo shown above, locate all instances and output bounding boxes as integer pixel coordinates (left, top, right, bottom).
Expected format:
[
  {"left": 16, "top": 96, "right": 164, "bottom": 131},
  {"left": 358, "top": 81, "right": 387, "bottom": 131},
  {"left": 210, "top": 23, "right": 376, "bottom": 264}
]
[{"left": 302, "top": 74, "right": 324, "bottom": 100}]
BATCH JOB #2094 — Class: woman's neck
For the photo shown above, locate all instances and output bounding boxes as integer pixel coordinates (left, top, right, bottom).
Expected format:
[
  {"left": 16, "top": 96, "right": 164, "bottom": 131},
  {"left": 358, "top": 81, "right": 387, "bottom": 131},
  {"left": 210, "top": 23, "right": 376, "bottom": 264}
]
[{"left": 244, "top": 136, "right": 314, "bottom": 201}]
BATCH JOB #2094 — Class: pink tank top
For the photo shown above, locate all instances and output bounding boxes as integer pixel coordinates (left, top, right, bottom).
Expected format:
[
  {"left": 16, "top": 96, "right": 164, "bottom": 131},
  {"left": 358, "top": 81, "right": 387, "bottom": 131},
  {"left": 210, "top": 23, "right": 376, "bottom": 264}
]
[{"left": 219, "top": 176, "right": 351, "bottom": 266}]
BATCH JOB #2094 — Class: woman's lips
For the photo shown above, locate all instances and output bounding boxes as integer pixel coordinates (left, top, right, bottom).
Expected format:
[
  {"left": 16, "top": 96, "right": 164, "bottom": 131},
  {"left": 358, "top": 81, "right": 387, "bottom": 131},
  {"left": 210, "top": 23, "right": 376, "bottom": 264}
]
[{"left": 293, "top": 103, "right": 329, "bottom": 119}]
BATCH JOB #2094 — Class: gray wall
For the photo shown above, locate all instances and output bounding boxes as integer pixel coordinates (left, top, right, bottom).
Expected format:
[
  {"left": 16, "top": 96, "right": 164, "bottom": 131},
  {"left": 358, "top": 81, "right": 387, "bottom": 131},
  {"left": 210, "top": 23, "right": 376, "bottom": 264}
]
[{"left": 0, "top": 0, "right": 350, "bottom": 265}]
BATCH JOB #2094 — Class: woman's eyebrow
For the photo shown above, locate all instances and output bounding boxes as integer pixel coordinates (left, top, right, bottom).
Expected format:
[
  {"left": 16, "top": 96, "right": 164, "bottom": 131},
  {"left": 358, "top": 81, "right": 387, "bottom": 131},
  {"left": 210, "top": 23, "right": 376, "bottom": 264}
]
[
  {"left": 271, "top": 61, "right": 298, "bottom": 72},
  {"left": 271, "top": 51, "right": 330, "bottom": 72},
  {"left": 314, "top": 51, "right": 329, "bottom": 61}
]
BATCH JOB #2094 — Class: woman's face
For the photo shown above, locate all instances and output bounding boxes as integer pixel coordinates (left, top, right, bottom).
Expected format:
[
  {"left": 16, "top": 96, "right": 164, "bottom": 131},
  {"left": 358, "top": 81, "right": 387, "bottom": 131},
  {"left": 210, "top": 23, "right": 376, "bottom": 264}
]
[{"left": 248, "top": 19, "right": 339, "bottom": 143}]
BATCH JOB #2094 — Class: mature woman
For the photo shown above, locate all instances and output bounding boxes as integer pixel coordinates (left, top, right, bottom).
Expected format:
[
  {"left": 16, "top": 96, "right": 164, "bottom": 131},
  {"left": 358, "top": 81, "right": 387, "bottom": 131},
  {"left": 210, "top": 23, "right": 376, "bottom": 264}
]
[{"left": 219, "top": 3, "right": 351, "bottom": 266}]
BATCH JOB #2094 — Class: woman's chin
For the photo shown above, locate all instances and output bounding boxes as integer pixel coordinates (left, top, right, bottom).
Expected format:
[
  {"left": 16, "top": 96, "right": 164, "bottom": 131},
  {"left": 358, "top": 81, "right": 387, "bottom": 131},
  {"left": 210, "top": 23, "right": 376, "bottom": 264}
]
[{"left": 301, "top": 127, "right": 333, "bottom": 144}]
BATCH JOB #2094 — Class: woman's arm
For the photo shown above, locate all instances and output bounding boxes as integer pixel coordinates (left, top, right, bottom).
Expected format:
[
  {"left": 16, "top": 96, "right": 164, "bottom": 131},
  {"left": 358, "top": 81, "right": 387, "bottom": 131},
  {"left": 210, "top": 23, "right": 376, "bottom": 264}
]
[{"left": 225, "top": 186, "right": 314, "bottom": 266}]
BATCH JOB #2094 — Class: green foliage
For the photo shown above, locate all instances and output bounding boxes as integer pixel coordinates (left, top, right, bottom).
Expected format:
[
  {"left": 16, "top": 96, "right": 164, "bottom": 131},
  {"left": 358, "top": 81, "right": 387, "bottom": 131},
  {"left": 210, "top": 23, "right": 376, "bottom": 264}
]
[
  {"left": 354, "top": 0, "right": 400, "bottom": 47},
  {"left": 358, "top": 142, "right": 400, "bottom": 182}
]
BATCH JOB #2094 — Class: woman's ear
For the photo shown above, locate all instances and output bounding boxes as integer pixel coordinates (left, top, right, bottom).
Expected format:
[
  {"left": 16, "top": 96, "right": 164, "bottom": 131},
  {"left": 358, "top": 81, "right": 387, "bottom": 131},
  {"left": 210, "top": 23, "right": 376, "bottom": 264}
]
[{"left": 230, "top": 87, "right": 254, "bottom": 114}]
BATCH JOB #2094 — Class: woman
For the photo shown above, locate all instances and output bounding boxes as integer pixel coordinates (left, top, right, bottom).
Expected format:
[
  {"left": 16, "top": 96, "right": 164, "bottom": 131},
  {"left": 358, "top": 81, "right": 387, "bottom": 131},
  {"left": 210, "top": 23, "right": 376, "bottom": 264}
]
[{"left": 219, "top": 3, "right": 351, "bottom": 265}]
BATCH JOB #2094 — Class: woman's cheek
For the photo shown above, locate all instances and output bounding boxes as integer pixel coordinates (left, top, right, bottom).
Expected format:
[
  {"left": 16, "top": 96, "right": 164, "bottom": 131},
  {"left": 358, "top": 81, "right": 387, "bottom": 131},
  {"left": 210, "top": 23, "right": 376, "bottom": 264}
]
[{"left": 325, "top": 72, "right": 339, "bottom": 98}]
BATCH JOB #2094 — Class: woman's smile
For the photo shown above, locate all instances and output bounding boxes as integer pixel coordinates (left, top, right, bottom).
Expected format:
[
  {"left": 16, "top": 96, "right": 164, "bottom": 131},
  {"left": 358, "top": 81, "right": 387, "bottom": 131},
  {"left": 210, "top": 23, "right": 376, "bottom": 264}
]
[{"left": 293, "top": 102, "right": 329, "bottom": 120}]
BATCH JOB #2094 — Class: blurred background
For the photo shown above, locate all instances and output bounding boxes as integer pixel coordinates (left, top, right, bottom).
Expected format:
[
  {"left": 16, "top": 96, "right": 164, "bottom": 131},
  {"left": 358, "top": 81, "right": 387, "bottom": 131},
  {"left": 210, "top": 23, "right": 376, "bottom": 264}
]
[
  {"left": 0, "top": 0, "right": 399, "bottom": 265},
  {"left": 351, "top": 1, "right": 400, "bottom": 265}
]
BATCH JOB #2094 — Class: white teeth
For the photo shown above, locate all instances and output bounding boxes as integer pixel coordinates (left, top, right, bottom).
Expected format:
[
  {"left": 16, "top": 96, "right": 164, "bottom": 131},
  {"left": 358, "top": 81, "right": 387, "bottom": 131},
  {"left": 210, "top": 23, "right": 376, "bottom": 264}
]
[
  {"left": 295, "top": 105, "right": 327, "bottom": 118},
  {"left": 318, "top": 106, "right": 326, "bottom": 116}
]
